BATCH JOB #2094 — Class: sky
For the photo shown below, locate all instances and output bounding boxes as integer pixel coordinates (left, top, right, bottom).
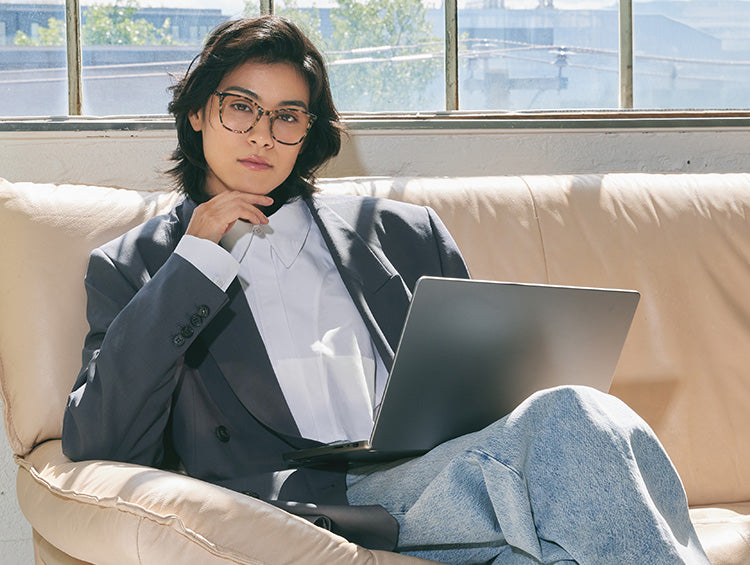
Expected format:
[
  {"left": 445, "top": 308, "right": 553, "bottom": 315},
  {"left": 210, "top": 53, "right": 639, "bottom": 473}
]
[
  {"left": 134, "top": 0, "right": 602, "bottom": 8},
  {"left": 2, "top": 0, "right": 741, "bottom": 14},
  {"left": 128, "top": 0, "right": 748, "bottom": 14}
]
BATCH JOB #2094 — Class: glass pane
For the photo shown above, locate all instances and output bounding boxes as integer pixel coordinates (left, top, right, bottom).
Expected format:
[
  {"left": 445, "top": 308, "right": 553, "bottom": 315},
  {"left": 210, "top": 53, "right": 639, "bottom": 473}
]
[
  {"left": 0, "top": 1, "right": 68, "bottom": 117},
  {"left": 77, "top": 0, "right": 446, "bottom": 115},
  {"left": 458, "top": 0, "right": 619, "bottom": 111},
  {"left": 81, "top": 0, "right": 248, "bottom": 116},
  {"left": 633, "top": 1, "right": 750, "bottom": 110},
  {"left": 302, "top": 0, "right": 444, "bottom": 112}
]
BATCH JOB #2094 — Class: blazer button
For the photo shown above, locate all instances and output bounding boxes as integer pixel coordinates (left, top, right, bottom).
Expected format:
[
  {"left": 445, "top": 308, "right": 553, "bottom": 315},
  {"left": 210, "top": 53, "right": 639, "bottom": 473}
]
[
  {"left": 197, "top": 305, "right": 210, "bottom": 318},
  {"left": 180, "top": 325, "right": 194, "bottom": 339},
  {"left": 190, "top": 314, "right": 203, "bottom": 328},
  {"left": 172, "top": 334, "right": 185, "bottom": 347},
  {"left": 215, "top": 425, "right": 231, "bottom": 443}
]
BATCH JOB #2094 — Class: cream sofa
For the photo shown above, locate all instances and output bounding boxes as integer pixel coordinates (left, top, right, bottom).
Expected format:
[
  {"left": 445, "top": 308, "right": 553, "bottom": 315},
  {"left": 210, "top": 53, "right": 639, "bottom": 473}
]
[{"left": 1, "top": 173, "right": 749, "bottom": 564}]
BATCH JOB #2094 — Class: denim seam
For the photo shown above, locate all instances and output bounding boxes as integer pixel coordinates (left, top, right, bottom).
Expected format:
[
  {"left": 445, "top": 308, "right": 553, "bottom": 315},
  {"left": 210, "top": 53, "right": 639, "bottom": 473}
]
[{"left": 472, "top": 448, "right": 524, "bottom": 481}]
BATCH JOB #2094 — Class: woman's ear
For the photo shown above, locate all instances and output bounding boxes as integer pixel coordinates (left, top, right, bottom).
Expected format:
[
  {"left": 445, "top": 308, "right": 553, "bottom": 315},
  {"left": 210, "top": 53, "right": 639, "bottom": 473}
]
[{"left": 188, "top": 108, "right": 204, "bottom": 132}]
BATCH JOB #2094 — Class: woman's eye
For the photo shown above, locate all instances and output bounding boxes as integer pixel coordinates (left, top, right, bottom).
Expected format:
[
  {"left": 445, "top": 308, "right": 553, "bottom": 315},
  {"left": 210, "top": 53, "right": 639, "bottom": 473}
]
[
  {"left": 276, "top": 111, "right": 300, "bottom": 123},
  {"left": 231, "top": 102, "right": 254, "bottom": 113}
]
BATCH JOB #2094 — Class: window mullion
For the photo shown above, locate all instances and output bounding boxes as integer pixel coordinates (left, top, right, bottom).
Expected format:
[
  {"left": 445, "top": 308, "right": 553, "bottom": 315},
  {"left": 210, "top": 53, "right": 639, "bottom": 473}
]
[
  {"left": 619, "top": 0, "right": 634, "bottom": 109},
  {"left": 65, "top": 0, "right": 82, "bottom": 115},
  {"left": 445, "top": 0, "right": 458, "bottom": 111}
]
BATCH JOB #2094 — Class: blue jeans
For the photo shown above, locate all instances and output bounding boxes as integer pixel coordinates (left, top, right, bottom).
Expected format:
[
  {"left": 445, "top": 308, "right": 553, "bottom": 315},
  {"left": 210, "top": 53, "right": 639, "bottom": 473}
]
[{"left": 346, "top": 386, "right": 710, "bottom": 564}]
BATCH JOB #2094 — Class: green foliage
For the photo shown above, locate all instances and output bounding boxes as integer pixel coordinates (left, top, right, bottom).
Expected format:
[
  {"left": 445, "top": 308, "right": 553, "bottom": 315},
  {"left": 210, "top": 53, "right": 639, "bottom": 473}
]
[
  {"left": 39, "top": 17, "right": 67, "bottom": 45},
  {"left": 277, "top": 0, "right": 325, "bottom": 50},
  {"left": 13, "top": 17, "right": 66, "bottom": 46},
  {"left": 83, "top": 1, "right": 174, "bottom": 45},
  {"left": 14, "top": 1, "right": 175, "bottom": 46},
  {"left": 242, "top": 0, "right": 439, "bottom": 112},
  {"left": 13, "top": 31, "right": 35, "bottom": 46},
  {"left": 328, "top": 0, "right": 440, "bottom": 111},
  {"left": 243, "top": 0, "right": 325, "bottom": 50}
]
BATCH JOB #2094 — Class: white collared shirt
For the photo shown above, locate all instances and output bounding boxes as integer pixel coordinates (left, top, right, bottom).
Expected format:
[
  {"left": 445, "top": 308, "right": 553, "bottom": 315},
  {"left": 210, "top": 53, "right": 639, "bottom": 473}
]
[{"left": 175, "top": 198, "right": 387, "bottom": 443}]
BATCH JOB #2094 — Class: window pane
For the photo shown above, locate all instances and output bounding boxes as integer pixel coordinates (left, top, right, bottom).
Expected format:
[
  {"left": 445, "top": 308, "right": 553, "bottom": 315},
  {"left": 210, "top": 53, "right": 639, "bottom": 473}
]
[
  {"left": 458, "top": 0, "right": 619, "bottom": 111},
  {"left": 303, "top": 0, "right": 444, "bottom": 112},
  {"left": 0, "top": 1, "right": 68, "bottom": 117},
  {"left": 72, "top": 0, "right": 449, "bottom": 116},
  {"left": 81, "top": 0, "right": 242, "bottom": 116},
  {"left": 633, "top": 1, "right": 750, "bottom": 110},
  {"left": 75, "top": 0, "right": 448, "bottom": 116}
]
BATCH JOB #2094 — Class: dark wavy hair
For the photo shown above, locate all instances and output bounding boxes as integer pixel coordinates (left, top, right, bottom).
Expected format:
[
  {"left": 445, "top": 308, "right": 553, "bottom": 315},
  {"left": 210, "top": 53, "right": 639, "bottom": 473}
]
[{"left": 167, "top": 16, "right": 343, "bottom": 205}]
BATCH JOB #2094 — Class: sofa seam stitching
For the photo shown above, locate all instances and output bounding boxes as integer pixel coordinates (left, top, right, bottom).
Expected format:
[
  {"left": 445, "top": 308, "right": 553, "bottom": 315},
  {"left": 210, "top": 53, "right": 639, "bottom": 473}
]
[
  {"left": 518, "top": 176, "right": 550, "bottom": 284},
  {"left": 0, "top": 344, "right": 25, "bottom": 455},
  {"left": 136, "top": 516, "right": 144, "bottom": 565}
]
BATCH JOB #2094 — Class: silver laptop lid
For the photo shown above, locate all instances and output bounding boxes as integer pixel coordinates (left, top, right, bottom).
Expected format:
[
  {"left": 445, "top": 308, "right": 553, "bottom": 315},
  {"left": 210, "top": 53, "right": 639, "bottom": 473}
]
[{"left": 369, "top": 277, "right": 640, "bottom": 453}]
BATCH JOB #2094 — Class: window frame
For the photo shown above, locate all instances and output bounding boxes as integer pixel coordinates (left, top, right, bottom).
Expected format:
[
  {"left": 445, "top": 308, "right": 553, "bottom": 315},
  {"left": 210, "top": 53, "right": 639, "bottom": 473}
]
[{"left": 13, "top": 0, "right": 750, "bottom": 126}]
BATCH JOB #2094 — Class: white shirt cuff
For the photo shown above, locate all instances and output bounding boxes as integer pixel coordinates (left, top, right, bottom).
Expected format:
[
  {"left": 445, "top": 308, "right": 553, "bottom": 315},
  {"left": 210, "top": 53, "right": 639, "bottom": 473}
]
[{"left": 174, "top": 235, "right": 239, "bottom": 292}]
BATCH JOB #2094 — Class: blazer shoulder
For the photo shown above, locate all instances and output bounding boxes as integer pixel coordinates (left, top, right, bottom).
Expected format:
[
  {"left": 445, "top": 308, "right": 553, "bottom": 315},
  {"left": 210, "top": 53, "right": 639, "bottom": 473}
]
[
  {"left": 100, "top": 197, "right": 192, "bottom": 258},
  {"left": 312, "top": 193, "right": 433, "bottom": 226},
  {"left": 96, "top": 197, "right": 194, "bottom": 275}
]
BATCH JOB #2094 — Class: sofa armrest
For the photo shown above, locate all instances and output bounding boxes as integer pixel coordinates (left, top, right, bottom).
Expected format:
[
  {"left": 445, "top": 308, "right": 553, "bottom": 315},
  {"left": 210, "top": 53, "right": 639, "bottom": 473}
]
[
  {"left": 689, "top": 504, "right": 750, "bottom": 565},
  {"left": 16, "top": 440, "right": 433, "bottom": 565}
]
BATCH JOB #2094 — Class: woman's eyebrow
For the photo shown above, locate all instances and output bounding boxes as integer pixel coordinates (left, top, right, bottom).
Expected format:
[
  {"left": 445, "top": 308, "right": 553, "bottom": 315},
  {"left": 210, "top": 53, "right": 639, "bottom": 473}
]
[{"left": 224, "top": 86, "right": 309, "bottom": 110}]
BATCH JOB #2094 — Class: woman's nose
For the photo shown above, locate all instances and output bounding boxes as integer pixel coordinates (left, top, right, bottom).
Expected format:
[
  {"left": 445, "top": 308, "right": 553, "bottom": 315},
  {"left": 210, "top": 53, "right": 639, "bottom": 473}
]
[{"left": 247, "top": 112, "right": 274, "bottom": 147}]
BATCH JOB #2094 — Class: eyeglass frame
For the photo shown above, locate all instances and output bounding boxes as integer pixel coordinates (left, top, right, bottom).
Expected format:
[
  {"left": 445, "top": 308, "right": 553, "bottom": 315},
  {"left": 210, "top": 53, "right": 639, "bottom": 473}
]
[{"left": 212, "top": 90, "right": 317, "bottom": 146}]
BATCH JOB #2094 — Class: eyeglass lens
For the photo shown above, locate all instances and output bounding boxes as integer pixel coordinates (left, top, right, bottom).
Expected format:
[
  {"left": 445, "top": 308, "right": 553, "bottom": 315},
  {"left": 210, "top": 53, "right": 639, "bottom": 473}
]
[{"left": 220, "top": 94, "right": 312, "bottom": 144}]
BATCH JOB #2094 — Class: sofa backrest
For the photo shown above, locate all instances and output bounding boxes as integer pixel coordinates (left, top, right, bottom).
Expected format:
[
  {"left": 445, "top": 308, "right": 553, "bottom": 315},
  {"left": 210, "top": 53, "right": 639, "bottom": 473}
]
[
  {"left": 2, "top": 174, "right": 749, "bottom": 508},
  {"left": 0, "top": 180, "right": 180, "bottom": 458},
  {"left": 322, "top": 174, "right": 750, "bottom": 507}
]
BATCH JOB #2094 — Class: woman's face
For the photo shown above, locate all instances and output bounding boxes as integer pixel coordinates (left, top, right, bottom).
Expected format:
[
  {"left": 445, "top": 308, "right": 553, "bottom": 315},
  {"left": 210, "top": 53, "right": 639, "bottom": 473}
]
[{"left": 189, "top": 60, "right": 310, "bottom": 198}]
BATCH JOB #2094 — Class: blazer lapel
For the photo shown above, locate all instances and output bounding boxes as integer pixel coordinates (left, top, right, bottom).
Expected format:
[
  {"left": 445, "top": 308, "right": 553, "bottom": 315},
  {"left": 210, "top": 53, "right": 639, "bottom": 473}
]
[
  {"left": 177, "top": 199, "right": 302, "bottom": 440},
  {"left": 306, "top": 196, "right": 412, "bottom": 370},
  {"left": 199, "top": 279, "right": 305, "bottom": 439}
]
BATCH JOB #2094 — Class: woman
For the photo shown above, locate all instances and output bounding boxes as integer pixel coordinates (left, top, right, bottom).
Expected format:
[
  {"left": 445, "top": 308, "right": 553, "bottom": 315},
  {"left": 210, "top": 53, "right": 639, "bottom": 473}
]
[{"left": 62, "top": 16, "right": 709, "bottom": 565}]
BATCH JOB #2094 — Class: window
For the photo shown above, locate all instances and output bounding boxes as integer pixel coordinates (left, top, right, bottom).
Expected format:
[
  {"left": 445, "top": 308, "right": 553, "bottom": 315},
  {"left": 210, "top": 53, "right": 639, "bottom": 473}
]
[
  {"left": 1, "top": 0, "right": 749, "bottom": 117},
  {"left": 1, "top": 1, "right": 68, "bottom": 116},
  {"left": 632, "top": 1, "right": 750, "bottom": 110},
  {"left": 78, "top": 3, "right": 227, "bottom": 115}
]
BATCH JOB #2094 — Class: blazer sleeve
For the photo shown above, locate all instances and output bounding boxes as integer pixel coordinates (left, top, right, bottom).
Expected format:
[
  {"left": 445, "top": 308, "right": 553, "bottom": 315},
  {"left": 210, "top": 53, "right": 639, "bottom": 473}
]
[{"left": 62, "top": 245, "right": 228, "bottom": 467}]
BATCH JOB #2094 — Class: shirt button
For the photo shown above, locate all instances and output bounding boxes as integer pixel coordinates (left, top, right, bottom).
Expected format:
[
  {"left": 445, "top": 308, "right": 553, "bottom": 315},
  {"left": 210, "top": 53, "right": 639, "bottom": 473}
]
[
  {"left": 190, "top": 314, "right": 203, "bottom": 327},
  {"left": 180, "top": 325, "right": 194, "bottom": 338},
  {"left": 215, "top": 425, "right": 231, "bottom": 443},
  {"left": 197, "top": 305, "right": 210, "bottom": 318},
  {"left": 252, "top": 225, "right": 263, "bottom": 235},
  {"left": 172, "top": 334, "right": 185, "bottom": 347}
]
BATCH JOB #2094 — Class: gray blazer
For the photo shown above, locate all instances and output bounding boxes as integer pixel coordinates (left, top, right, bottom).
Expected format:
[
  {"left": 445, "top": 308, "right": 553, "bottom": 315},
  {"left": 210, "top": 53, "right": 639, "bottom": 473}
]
[{"left": 62, "top": 193, "right": 469, "bottom": 545}]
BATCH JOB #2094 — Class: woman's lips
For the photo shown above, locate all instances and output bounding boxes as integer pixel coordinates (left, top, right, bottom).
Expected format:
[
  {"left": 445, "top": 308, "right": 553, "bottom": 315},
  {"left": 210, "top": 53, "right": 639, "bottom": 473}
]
[{"left": 239, "top": 156, "right": 272, "bottom": 171}]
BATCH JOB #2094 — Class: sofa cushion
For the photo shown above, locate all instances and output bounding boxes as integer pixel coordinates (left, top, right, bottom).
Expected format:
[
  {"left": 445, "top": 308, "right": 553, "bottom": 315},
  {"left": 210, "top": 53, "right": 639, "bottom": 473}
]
[
  {"left": 316, "top": 176, "right": 547, "bottom": 283},
  {"left": 689, "top": 503, "right": 750, "bottom": 565},
  {"left": 17, "top": 440, "right": 432, "bottom": 565},
  {"left": 522, "top": 173, "right": 750, "bottom": 507},
  {"left": 0, "top": 178, "right": 180, "bottom": 456}
]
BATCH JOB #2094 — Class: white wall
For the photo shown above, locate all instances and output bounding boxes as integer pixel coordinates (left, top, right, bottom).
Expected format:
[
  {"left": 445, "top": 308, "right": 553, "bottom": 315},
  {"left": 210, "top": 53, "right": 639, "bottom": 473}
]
[
  {"left": 0, "top": 403, "right": 34, "bottom": 565},
  {"left": 2, "top": 124, "right": 750, "bottom": 189},
  {"left": 1, "top": 123, "right": 749, "bottom": 562}
]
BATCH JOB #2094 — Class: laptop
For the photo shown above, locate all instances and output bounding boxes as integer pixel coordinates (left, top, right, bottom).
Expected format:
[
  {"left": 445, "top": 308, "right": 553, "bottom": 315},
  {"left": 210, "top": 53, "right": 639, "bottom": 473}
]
[{"left": 283, "top": 276, "right": 640, "bottom": 467}]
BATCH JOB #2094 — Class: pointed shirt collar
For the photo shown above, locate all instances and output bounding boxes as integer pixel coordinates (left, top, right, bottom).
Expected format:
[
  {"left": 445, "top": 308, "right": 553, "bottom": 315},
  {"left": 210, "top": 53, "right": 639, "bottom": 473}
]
[{"left": 221, "top": 197, "right": 312, "bottom": 268}]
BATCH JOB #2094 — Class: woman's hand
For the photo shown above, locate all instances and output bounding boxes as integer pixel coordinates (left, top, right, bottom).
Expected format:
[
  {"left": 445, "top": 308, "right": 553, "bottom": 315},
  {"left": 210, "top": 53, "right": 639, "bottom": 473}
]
[{"left": 185, "top": 191, "right": 274, "bottom": 244}]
